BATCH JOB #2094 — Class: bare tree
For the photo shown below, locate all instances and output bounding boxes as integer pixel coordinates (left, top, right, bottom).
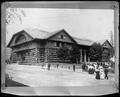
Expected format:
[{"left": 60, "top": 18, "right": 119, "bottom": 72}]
[
  {"left": 5, "top": 2, "right": 26, "bottom": 25},
  {"left": 4, "top": 2, "right": 26, "bottom": 49}
]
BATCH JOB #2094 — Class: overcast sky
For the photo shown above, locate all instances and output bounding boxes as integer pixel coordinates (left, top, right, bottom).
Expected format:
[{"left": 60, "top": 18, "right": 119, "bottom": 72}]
[{"left": 6, "top": 8, "right": 114, "bottom": 44}]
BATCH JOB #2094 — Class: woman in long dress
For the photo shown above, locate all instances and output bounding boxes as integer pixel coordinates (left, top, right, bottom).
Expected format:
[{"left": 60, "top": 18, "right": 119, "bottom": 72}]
[
  {"left": 88, "top": 64, "right": 93, "bottom": 74},
  {"left": 94, "top": 63, "right": 97, "bottom": 72},
  {"left": 95, "top": 65, "right": 100, "bottom": 79},
  {"left": 99, "top": 65, "right": 105, "bottom": 79},
  {"left": 87, "top": 64, "right": 90, "bottom": 72}
]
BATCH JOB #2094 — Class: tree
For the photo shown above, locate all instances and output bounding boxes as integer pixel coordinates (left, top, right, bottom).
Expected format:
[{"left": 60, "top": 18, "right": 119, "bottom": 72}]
[
  {"left": 4, "top": 2, "right": 26, "bottom": 45},
  {"left": 70, "top": 45, "right": 80, "bottom": 64},
  {"left": 102, "top": 47, "right": 114, "bottom": 62},
  {"left": 89, "top": 43, "right": 103, "bottom": 62},
  {"left": 102, "top": 49, "right": 110, "bottom": 62},
  {"left": 57, "top": 46, "right": 70, "bottom": 62},
  {"left": 6, "top": 6, "right": 26, "bottom": 25},
  {"left": 4, "top": 2, "right": 26, "bottom": 34},
  {"left": 57, "top": 45, "right": 80, "bottom": 63}
]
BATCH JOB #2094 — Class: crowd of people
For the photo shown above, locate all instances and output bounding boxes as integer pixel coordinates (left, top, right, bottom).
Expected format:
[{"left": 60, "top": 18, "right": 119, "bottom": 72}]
[
  {"left": 82, "top": 62, "right": 110, "bottom": 80},
  {"left": 6, "top": 58, "right": 110, "bottom": 80},
  {"left": 46, "top": 62, "right": 110, "bottom": 80}
]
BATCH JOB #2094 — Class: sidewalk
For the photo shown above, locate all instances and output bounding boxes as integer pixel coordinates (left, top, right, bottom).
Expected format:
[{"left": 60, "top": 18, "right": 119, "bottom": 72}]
[{"left": 2, "top": 85, "right": 118, "bottom": 96}]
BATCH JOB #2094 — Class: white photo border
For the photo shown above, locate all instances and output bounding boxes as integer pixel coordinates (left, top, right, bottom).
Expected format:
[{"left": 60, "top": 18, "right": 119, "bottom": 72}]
[{"left": 1, "top": 1, "right": 119, "bottom": 96}]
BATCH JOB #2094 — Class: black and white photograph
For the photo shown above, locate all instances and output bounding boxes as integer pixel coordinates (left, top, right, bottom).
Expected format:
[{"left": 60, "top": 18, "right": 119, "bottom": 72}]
[{"left": 1, "top": 1, "right": 119, "bottom": 96}]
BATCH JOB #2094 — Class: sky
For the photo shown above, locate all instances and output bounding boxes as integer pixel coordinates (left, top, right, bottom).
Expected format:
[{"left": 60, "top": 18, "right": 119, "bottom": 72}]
[{"left": 6, "top": 8, "right": 114, "bottom": 45}]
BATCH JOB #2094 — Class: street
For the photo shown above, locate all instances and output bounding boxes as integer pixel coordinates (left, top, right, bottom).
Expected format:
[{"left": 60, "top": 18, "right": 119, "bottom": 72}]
[
  {"left": 6, "top": 64, "right": 115, "bottom": 87},
  {"left": 4, "top": 64, "right": 118, "bottom": 95}
]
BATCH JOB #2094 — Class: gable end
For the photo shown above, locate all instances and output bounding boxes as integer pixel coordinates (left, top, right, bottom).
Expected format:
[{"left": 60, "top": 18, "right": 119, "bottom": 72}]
[{"left": 47, "top": 29, "right": 77, "bottom": 44}]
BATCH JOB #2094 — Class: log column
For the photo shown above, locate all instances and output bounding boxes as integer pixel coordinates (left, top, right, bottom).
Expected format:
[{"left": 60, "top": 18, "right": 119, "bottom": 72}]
[
  {"left": 45, "top": 48, "right": 48, "bottom": 63},
  {"left": 88, "top": 57, "right": 90, "bottom": 62},
  {"left": 44, "top": 48, "right": 49, "bottom": 66},
  {"left": 80, "top": 48, "right": 82, "bottom": 62},
  {"left": 84, "top": 50, "right": 86, "bottom": 62},
  {"left": 36, "top": 48, "right": 38, "bottom": 63}
]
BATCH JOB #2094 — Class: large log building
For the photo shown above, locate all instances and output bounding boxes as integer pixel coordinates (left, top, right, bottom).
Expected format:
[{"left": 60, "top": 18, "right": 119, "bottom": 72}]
[{"left": 7, "top": 28, "right": 112, "bottom": 64}]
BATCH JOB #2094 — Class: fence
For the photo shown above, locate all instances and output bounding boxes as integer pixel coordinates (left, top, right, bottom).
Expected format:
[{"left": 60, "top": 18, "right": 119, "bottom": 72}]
[{"left": 7, "top": 61, "right": 115, "bottom": 73}]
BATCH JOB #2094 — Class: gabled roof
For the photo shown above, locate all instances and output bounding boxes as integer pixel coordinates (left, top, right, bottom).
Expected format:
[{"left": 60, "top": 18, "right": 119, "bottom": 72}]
[
  {"left": 47, "top": 29, "right": 77, "bottom": 44},
  {"left": 24, "top": 28, "right": 94, "bottom": 46},
  {"left": 96, "top": 39, "right": 106, "bottom": 45},
  {"left": 46, "top": 29, "right": 65, "bottom": 39},
  {"left": 22, "top": 28, "right": 77, "bottom": 44},
  {"left": 23, "top": 28, "right": 75, "bottom": 42},
  {"left": 7, "top": 28, "right": 95, "bottom": 47},
  {"left": 96, "top": 40, "right": 113, "bottom": 48},
  {"left": 102, "top": 40, "right": 113, "bottom": 48},
  {"left": 24, "top": 28, "right": 49, "bottom": 39}
]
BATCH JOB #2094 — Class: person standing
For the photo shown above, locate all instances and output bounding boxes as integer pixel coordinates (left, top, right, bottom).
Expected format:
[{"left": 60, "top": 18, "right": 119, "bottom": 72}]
[
  {"left": 95, "top": 65, "right": 100, "bottom": 79},
  {"left": 88, "top": 64, "right": 94, "bottom": 74},
  {"left": 56, "top": 64, "right": 59, "bottom": 69},
  {"left": 48, "top": 64, "right": 51, "bottom": 70},
  {"left": 82, "top": 63, "right": 86, "bottom": 72},
  {"left": 99, "top": 65, "right": 105, "bottom": 79},
  {"left": 88, "top": 64, "right": 91, "bottom": 74},
  {"left": 87, "top": 64, "right": 90, "bottom": 72},
  {"left": 94, "top": 63, "right": 97, "bottom": 72},
  {"left": 104, "top": 67, "right": 109, "bottom": 79},
  {"left": 73, "top": 65, "right": 75, "bottom": 72}
]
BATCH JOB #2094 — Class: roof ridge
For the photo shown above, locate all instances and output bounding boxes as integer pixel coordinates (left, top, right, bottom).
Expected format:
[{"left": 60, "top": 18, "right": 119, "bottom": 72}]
[
  {"left": 73, "top": 36, "right": 93, "bottom": 42},
  {"left": 50, "top": 29, "right": 64, "bottom": 33},
  {"left": 45, "top": 29, "right": 65, "bottom": 38},
  {"left": 24, "top": 27, "right": 49, "bottom": 33},
  {"left": 95, "top": 39, "right": 107, "bottom": 44}
]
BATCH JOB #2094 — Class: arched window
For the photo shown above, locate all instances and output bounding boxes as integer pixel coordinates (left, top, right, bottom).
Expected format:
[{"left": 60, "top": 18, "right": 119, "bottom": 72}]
[{"left": 15, "top": 34, "right": 26, "bottom": 43}]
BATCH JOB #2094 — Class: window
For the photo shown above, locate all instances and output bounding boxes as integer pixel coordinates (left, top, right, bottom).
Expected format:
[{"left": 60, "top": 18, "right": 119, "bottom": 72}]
[
  {"left": 61, "top": 35, "right": 64, "bottom": 39},
  {"left": 64, "top": 43, "right": 67, "bottom": 46},
  {"left": 63, "top": 36, "right": 65, "bottom": 39},
  {"left": 55, "top": 42, "right": 60, "bottom": 47},
  {"left": 59, "top": 35, "right": 65, "bottom": 39},
  {"left": 57, "top": 42, "right": 60, "bottom": 47},
  {"left": 15, "top": 34, "right": 26, "bottom": 43},
  {"left": 54, "top": 42, "right": 57, "bottom": 47},
  {"left": 61, "top": 43, "right": 65, "bottom": 47}
]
